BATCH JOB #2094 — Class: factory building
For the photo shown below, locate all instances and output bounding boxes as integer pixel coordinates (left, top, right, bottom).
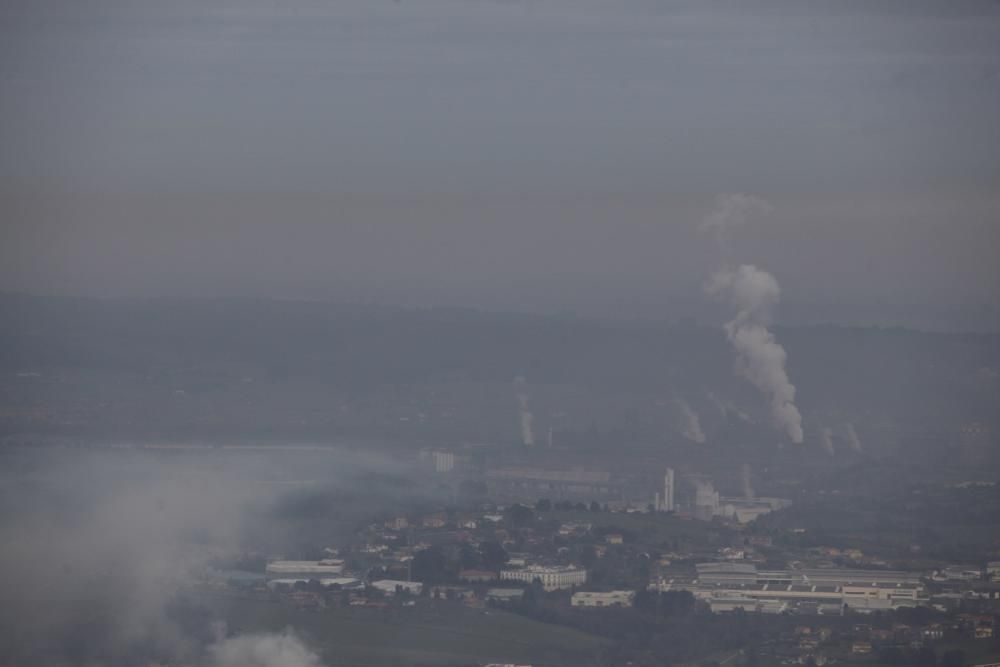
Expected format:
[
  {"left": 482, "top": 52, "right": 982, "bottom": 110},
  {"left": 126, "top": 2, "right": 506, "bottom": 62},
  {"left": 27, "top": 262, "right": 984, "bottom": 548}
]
[
  {"left": 693, "top": 481, "right": 720, "bottom": 520},
  {"left": 267, "top": 576, "right": 362, "bottom": 590},
  {"left": 432, "top": 450, "right": 455, "bottom": 473},
  {"left": 487, "top": 466, "right": 617, "bottom": 500},
  {"left": 656, "top": 564, "right": 928, "bottom": 612},
  {"left": 708, "top": 596, "right": 787, "bottom": 614},
  {"left": 265, "top": 559, "right": 344, "bottom": 579},
  {"left": 695, "top": 563, "right": 922, "bottom": 588},
  {"left": 419, "top": 449, "right": 456, "bottom": 473},
  {"left": 571, "top": 590, "right": 635, "bottom": 608},
  {"left": 654, "top": 468, "right": 675, "bottom": 512}
]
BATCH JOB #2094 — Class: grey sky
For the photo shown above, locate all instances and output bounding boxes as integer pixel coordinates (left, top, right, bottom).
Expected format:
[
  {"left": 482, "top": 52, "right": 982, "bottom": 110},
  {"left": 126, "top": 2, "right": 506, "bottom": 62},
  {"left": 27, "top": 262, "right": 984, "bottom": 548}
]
[{"left": 2, "top": 0, "right": 999, "bottom": 326}]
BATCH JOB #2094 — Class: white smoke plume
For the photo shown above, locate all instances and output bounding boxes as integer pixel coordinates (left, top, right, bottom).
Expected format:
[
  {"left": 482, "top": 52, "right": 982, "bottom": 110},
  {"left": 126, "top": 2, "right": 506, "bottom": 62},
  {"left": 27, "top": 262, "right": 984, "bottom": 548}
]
[
  {"left": 705, "top": 264, "right": 804, "bottom": 443},
  {"left": 676, "top": 398, "right": 706, "bottom": 443},
  {"left": 699, "top": 193, "right": 772, "bottom": 251},
  {"left": 513, "top": 375, "right": 535, "bottom": 446},
  {"left": 820, "top": 427, "right": 835, "bottom": 455},
  {"left": 845, "top": 422, "right": 863, "bottom": 452},
  {"left": 706, "top": 391, "right": 753, "bottom": 423},
  {"left": 209, "top": 631, "right": 325, "bottom": 667}
]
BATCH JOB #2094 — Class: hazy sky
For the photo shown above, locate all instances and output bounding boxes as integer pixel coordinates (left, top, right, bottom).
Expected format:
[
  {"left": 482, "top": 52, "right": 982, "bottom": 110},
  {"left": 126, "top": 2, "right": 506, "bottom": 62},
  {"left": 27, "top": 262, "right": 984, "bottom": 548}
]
[{"left": 2, "top": 0, "right": 999, "bottom": 326}]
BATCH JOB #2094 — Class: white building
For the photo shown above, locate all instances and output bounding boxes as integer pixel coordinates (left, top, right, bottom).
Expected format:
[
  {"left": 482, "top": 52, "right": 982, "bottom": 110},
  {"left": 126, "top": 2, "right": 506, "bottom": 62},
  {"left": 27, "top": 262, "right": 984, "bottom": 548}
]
[
  {"left": 370, "top": 579, "right": 423, "bottom": 596},
  {"left": 693, "top": 480, "right": 720, "bottom": 520},
  {"left": 500, "top": 565, "right": 587, "bottom": 591},
  {"left": 265, "top": 559, "right": 344, "bottom": 577},
  {"left": 653, "top": 468, "right": 675, "bottom": 512},
  {"left": 571, "top": 590, "right": 635, "bottom": 608},
  {"left": 431, "top": 450, "right": 455, "bottom": 473},
  {"left": 267, "top": 576, "right": 362, "bottom": 590}
]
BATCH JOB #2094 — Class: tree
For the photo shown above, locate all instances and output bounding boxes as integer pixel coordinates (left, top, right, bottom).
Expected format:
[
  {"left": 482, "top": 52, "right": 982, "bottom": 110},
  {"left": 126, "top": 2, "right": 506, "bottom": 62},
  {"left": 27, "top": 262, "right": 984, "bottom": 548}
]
[
  {"left": 877, "top": 647, "right": 906, "bottom": 665},
  {"left": 479, "top": 540, "right": 509, "bottom": 570},
  {"left": 459, "top": 543, "right": 481, "bottom": 570},
  {"left": 506, "top": 504, "right": 535, "bottom": 529},
  {"left": 411, "top": 546, "right": 449, "bottom": 583},
  {"left": 535, "top": 498, "right": 552, "bottom": 512},
  {"left": 589, "top": 501, "right": 601, "bottom": 513},
  {"left": 940, "top": 649, "right": 965, "bottom": 667},
  {"left": 580, "top": 544, "right": 598, "bottom": 569}
]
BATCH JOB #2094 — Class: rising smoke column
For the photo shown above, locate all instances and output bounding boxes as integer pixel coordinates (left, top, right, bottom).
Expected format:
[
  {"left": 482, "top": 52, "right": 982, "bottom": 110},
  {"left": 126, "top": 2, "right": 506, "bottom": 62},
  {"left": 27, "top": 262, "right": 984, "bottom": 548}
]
[
  {"left": 513, "top": 375, "right": 535, "bottom": 446},
  {"left": 701, "top": 195, "right": 804, "bottom": 444},
  {"left": 699, "top": 193, "right": 772, "bottom": 253},
  {"left": 844, "top": 423, "right": 863, "bottom": 452},
  {"left": 706, "top": 390, "right": 753, "bottom": 423},
  {"left": 676, "top": 398, "right": 706, "bottom": 443},
  {"left": 209, "top": 631, "right": 325, "bottom": 667},
  {"left": 705, "top": 265, "right": 804, "bottom": 444},
  {"left": 820, "top": 426, "right": 835, "bottom": 455}
]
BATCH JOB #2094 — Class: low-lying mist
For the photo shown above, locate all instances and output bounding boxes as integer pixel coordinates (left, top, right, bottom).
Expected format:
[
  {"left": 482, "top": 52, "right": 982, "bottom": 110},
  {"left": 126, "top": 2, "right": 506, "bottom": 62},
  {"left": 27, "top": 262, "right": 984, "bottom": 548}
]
[{"left": 0, "top": 446, "right": 423, "bottom": 666}]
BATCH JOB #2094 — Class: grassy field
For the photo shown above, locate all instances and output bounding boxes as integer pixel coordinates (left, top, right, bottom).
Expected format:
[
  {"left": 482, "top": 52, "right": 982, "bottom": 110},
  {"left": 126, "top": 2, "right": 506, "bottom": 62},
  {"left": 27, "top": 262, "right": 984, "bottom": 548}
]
[{"left": 212, "top": 597, "right": 610, "bottom": 667}]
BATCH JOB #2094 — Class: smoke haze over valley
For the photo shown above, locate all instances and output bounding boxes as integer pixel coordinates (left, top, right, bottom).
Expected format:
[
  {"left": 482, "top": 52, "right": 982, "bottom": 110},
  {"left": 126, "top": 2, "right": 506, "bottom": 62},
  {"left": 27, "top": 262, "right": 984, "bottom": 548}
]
[{"left": 2, "top": 1, "right": 999, "bottom": 665}]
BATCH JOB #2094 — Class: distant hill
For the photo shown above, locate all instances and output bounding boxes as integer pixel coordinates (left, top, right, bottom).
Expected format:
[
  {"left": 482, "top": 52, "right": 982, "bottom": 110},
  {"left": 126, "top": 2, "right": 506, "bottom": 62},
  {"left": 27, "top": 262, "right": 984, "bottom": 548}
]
[{"left": 0, "top": 293, "right": 996, "bottom": 456}]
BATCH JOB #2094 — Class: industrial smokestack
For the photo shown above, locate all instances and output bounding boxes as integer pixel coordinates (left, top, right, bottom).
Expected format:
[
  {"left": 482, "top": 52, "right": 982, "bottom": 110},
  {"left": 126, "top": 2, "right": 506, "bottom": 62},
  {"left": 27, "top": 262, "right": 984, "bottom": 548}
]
[
  {"left": 705, "top": 265, "right": 804, "bottom": 444},
  {"left": 513, "top": 375, "right": 535, "bottom": 447},
  {"left": 741, "top": 463, "right": 755, "bottom": 500},
  {"left": 663, "top": 467, "right": 675, "bottom": 512}
]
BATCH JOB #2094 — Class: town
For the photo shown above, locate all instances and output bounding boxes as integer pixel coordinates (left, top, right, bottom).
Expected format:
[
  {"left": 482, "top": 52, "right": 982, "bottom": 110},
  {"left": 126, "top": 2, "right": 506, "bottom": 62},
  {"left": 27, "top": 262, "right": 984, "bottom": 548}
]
[{"left": 187, "top": 446, "right": 1000, "bottom": 667}]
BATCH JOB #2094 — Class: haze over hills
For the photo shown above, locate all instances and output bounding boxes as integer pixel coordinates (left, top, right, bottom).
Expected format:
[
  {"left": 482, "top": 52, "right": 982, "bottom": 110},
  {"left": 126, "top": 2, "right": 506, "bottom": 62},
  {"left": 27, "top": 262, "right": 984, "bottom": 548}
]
[{"left": 2, "top": 292, "right": 996, "bottom": 465}]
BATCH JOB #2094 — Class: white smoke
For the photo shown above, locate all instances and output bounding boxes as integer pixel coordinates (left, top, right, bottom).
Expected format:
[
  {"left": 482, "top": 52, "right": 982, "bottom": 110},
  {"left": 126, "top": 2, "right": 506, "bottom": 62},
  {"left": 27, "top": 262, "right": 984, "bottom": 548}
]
[
  {"left": 209, "top": 631, "right": 325, "bottom": 667},
  {"left": 845, "top": 422, "right": 863, "bottom": 452},
  {"left": 706, "top": 391, "right": 753, "bottom": 423},
  {"left": 513, "top": 376, "right": 535, "bottom": 446},
  {"left": 820, "top": 427, "right": 835, "bottom": 455},
  {"left": 705, "top": 265, "right": 804, "bottom": 443},
  {"left": 676, "top": 398, "right": 706, "bottom": 443},
  {"left": 699, "top": 193, "right": 772, "bottom": 251}
]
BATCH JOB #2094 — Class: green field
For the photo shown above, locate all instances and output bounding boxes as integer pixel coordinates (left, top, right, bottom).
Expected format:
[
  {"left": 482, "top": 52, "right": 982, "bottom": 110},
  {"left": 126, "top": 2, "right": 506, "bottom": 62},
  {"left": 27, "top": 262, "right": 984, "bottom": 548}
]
[{"left": 213, "top": 597, "right": 610, "bottom": 667}]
